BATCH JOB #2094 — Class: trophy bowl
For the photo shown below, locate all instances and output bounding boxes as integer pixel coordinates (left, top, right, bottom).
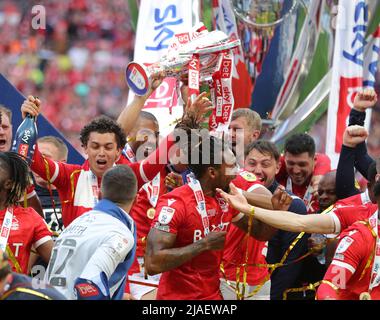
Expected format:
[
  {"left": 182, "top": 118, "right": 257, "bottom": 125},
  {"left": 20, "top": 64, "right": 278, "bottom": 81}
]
[
  {"left": 231, "top": 0, "right": 299, "bottom": 28},
  {"left": 126, "top": 29, "right": 240, "bottom": 96}
]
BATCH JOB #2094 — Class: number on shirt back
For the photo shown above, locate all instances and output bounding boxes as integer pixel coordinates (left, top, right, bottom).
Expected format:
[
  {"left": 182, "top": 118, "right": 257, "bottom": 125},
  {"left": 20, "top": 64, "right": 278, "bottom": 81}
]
[{"left": 47, "top": 238, "right": 77, "bottom": 287}]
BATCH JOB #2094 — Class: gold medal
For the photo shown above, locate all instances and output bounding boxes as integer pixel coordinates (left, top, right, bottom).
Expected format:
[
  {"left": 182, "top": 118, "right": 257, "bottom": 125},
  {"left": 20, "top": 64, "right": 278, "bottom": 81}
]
[
  {"left": 147, "top": 208, "right": 156, "bottom": 220},
  {"left": 359, "top": 292, "right": 371, "bottom": 300}
]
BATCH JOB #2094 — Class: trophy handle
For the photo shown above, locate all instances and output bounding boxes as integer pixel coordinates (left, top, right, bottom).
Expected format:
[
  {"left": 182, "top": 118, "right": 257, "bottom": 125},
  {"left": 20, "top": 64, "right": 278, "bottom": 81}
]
[{"left": 125, "top": 62, "right": 150, "bottom": 96}]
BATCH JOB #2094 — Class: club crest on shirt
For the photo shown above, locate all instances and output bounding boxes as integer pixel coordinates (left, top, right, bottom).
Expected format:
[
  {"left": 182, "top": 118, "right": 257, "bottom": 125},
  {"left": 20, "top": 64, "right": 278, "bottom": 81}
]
[
  {"left": 239, "top": 171, "right": 257, "bottom": 182},
  {"left": 158, "top": 207, "right": 175, "bottom": 225},
  {"left": 216, "top": 196, "right": 229, "bottom": 212},
  {"left": 336, "top": 236, "right": 354, "bottom": 254},
  {"left": 11, "top": 216, "right": 19, "bottom": 231}
]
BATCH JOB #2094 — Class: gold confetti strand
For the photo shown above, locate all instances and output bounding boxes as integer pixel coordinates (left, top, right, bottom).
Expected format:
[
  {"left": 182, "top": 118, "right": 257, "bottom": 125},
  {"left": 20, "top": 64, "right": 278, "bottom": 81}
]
[
  {"left": 239, "top": 206, "right": 255, "bottom": 300},
  {"left": 219, "top": 204, "right": 338, "bottom": 299},
  {"left": 6, "top": 245, "right": 22, "bottom": 274},
  {"left": 283, "top": 281, "right": 322, "bottom": 300}
]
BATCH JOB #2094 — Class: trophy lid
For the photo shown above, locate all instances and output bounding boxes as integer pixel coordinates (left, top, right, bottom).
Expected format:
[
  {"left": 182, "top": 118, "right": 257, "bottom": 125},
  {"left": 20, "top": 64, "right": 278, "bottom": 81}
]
[{"left": 125, "top": 62, "right": 149, "bottom": 96}]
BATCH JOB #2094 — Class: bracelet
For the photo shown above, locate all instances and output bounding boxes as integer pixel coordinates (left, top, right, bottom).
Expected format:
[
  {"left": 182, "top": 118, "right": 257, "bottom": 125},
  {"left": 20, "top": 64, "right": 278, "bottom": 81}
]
[{"left": 249, "top": 206, "right": 255, "bottom": 217}]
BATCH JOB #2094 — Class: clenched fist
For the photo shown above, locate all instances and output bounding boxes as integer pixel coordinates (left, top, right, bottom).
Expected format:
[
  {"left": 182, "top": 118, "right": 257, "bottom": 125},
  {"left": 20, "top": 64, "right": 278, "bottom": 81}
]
[
  {"left": 342, "top": 125, "right": 368, "bottom": 148},
  {"left": 21, "top": 95, "right": 41, "bottom": 119},
  {"left": 353, "top": 89, "right": 377, "bottom": 112}
]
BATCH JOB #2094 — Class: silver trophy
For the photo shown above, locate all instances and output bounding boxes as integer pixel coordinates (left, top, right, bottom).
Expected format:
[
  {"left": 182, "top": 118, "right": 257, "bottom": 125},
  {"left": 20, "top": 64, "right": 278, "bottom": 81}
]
[{"left": 125, "top": 25, "right": 240, "bottom": 96}]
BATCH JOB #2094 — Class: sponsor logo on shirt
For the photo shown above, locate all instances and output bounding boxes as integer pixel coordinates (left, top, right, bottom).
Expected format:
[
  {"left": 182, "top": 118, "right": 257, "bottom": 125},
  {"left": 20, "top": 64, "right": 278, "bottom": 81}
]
[
  {"left": 211, "top": 222, "right": 230, "bottom": 232},
  {"left": 158, "top": 207, "right": 175, "bottom": 225},
  {"left": 75, "top": 283, "right": 100, "bottom": 298}
]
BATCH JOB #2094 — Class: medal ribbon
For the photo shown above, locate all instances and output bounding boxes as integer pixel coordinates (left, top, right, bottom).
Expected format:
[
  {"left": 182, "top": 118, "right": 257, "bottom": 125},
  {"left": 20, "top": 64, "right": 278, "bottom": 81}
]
[
  {"left": 0, "top": 208, "right": 13, "bottom": 252},
  {"left": 143, "top": 173, "right": 161, "bottom": 208},
  {"left": 188, "top": 176, "right": 210, "bottom": 236},
  {"left": 0, "top": 208, "right": 23, "bottom": 273},
  {"left": 90, "top": 171, "right": 100, "bottom": 206},
  {"left": 366, "top": 211, "right": 380, "bottom": 292}
]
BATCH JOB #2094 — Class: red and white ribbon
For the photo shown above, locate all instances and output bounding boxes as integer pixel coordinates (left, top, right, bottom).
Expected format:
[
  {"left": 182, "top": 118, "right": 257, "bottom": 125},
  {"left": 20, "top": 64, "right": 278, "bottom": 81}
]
[{"left": 0, "top": 208, "right": 13, "bottom": 251}]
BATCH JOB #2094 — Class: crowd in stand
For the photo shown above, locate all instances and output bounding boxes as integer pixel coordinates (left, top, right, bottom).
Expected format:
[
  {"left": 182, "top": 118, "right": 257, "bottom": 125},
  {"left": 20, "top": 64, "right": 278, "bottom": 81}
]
[{"left": 0, "top": 0, "right": 134, "bottom": 151}]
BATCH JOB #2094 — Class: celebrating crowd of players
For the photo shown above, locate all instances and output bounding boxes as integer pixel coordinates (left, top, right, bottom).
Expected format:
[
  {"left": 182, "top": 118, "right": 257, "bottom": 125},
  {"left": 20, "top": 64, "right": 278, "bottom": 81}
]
[{"left": 0, "top": 71, "right": 379, "bottom": 300}]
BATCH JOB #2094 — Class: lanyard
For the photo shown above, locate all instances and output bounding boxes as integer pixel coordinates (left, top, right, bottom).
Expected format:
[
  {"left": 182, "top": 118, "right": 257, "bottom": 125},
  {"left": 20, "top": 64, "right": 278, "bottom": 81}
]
[
  {"left": 143, "top": 173, "right": 161, "bottom": 208},
  {"left": 0, "top": 208, "right": 13, "bottom": 251},
  {"left": 90, "top": 171, "right": 100, "bottom": 206},
  {"left": 188, "top": 176, "right": 210, "bottom": 236},
  {"left": 122, "top": 143, "right": 137, "bottom": 163},
  {"left": 286, "top": 177, "right": 313, "bottom": 209}
]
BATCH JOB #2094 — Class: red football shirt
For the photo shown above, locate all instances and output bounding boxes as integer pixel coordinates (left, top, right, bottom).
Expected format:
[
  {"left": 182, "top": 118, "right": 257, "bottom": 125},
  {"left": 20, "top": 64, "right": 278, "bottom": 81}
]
[
  {"left": 221, "top": 171, "right": 269, "bottom": 286},
  {"left": 130, "top": 170, "right": 167, "bottom": 259},
  {"left": 337, "top": 190, "right": 372, "bottom": 207},
  {"left": 0, "top": 206, "right": 52, "bottom": 274},
  {"left": 31, "top": 134, "right": 174, "bottom": 227},
  {"left": 152, "top": 184, "right": 240, "bottom": 300},
  {"left": 117, "top": 153, "right": 134, "bottom": 166},
  {"left": 327, "top": 202, "right": 377, "bottom": 234},
  {"left": 317, "top": 221, "right": 380, "bottom": 300},
  {"left": 277, "top": 153, "right": 331, "bottom": 213},
  {"left": 128, "top": 169, "right": 167, "bottom": 275}
]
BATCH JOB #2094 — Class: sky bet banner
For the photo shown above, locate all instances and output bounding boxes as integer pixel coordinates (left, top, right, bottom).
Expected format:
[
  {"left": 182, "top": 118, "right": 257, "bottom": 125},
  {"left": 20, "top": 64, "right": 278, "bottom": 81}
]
[
  {"left": 129, "top": 0, "right": 193, "bottom": 136},
  {"left": 212, "top": 0, "right": 253, "bottom": 109},
  {"left": 326, "top": 0, "right": 380, "bottom": 168}
]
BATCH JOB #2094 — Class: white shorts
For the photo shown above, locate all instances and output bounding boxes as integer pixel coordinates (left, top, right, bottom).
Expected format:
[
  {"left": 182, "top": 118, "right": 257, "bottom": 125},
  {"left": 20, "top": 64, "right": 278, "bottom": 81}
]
[
  {"left": 128, "top": 257, "right": 161, "bottom": 300},
  {"left": 219, "top": 278, "right": 271, "bottom": 300}
]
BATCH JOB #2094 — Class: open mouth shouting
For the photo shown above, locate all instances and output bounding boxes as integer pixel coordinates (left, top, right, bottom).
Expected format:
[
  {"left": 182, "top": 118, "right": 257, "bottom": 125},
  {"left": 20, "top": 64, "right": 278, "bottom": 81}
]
[
  {"left": 96, "top": 159, "right": 108, "bottom": 170},
  {"left": 0, "top": 139, "right": 8, "bottom": 151}
]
